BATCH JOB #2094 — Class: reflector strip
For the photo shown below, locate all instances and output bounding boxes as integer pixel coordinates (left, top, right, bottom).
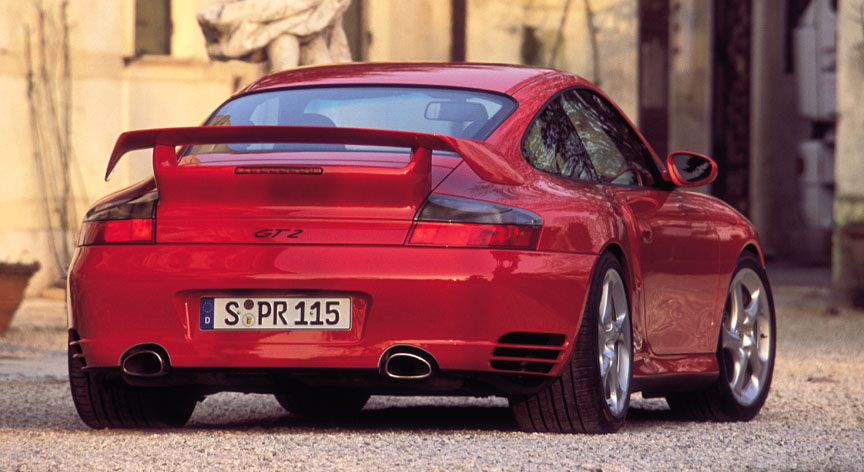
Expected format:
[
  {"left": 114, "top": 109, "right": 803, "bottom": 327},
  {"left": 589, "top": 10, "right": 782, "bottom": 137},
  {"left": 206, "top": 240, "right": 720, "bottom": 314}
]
[{"left": 234, "top": 166, "right": 324, "bottom": 175}]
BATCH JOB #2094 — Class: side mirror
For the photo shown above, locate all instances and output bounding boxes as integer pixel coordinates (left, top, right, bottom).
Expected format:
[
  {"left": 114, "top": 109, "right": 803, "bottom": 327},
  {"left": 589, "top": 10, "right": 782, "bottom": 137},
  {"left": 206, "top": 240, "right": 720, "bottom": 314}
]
[{"left": 666, "top": 152, "right": 717, "bottom": 188}]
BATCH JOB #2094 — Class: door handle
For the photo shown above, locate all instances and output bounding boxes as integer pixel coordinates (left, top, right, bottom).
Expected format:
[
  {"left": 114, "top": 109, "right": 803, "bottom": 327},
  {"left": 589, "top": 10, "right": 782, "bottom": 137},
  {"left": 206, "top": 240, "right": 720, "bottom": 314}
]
[{"left": 637, "top": 221, "right": 653, "bottom": 243}]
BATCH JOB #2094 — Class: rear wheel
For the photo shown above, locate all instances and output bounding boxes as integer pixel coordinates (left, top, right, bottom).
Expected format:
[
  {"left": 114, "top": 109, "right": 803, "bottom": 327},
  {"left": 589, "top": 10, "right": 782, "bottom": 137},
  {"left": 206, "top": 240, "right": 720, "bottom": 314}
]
[
  {"left": 68, "top": 335, "right": 198, "bottom": 429},
  {"left": 666, "top": 252, "right": 776, "bottom": 421},
  {"left": 510, "top": 252, "right": 633, "bottom": 434},
  {"left": 275, "top": 389, "right": 370, "bottom": 417}
]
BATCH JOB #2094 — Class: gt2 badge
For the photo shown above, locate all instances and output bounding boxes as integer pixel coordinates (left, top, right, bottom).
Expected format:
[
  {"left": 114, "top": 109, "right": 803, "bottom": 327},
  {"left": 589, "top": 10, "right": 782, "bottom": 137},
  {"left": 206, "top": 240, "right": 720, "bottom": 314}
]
[{"left": 254, "top": 229, "right": 303, "bottom": 239}]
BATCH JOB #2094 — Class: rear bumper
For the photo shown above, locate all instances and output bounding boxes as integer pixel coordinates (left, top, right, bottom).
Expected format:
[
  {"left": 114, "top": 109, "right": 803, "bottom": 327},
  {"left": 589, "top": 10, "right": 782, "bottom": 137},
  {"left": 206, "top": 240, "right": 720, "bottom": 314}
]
[
  {"left": 69, "top": 244, "right": 595, "bottom": 380},
  {"left": 93, "top": 366, "right": 559, "bottom": 396}
]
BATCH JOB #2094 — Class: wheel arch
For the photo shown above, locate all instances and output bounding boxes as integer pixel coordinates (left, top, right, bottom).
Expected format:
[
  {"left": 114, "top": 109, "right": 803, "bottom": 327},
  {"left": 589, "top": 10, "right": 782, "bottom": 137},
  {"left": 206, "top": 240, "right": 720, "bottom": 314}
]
[
  {"left": 598, "top": 242, "right": 635, "bottom": 309},
  {"left": 740, "top": 243, "right": 765, "bottom": 267},
  {"left": 596, "top": 242, "right": 645, "bottom": 357},
  {"left": 602, "top": 242, "right": 626, "bottom": 265}
]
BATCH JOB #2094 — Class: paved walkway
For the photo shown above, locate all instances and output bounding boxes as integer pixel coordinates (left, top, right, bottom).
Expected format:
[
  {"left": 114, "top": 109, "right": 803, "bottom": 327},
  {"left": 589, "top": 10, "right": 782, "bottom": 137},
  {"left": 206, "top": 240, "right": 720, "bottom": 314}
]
[{"left": 0, "top": 298, "right": 66, "bottom": 377}]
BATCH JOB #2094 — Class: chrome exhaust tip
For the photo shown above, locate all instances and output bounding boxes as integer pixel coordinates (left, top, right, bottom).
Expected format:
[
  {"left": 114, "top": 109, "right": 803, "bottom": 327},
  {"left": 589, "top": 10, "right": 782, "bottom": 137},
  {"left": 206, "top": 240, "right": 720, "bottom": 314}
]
[
  {"left": 120, "top": 344, "right": 169, "bottom": 377},
  {"left": 385, "top": 352, "right": 433, "bottom": 379},
  {"left": 379, "top": 345, "right": 436, "bottom": 380}
]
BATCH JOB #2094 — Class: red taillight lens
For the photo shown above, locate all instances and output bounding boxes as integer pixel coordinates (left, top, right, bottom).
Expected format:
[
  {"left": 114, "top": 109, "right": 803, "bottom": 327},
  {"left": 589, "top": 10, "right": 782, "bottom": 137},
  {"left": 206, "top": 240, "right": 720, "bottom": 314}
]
[
  {"left": 79, "top": 219, "right": 154, "bottom": 245},
  {"left": 79, "top": 191, "right": 157, "bottom": 246},
  {"left": 407, "top": 222, "right": 540, "bottom": 249},
  {"left": 406, "top": 194, "right": 542, "bottom": 249}
]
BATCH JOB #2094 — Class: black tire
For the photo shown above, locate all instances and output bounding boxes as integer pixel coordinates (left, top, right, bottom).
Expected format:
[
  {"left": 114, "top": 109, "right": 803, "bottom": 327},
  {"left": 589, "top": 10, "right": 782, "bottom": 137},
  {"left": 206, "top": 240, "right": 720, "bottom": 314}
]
[
  {"left": 510, "top": 252, "right": 633, "bottom": 434},
  {"left": 666, "top": 252, "right": 776, "bottom": 422},
  {"left": 68, "top": 334, "right": 198, "bottom": 429},
  {"left": 275, "top": 389, "right": 370, "bottom": 417}
]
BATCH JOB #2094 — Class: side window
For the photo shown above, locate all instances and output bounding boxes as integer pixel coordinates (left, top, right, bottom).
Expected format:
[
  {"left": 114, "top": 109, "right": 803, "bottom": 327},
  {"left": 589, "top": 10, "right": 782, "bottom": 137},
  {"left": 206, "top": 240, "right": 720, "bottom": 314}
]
[
  {"left": 522, "top": 95, "right": 602, "bottom": 182},
  {"left": 565, "top": 90, "right": 657, "bottom": 187}
]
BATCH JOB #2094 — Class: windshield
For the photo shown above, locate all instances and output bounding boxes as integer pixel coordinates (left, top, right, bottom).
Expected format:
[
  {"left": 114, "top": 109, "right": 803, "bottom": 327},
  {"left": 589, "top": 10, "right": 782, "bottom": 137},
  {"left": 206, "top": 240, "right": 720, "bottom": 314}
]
[{"left": 187, "top": 86, "right": 516, "bottom": 155}]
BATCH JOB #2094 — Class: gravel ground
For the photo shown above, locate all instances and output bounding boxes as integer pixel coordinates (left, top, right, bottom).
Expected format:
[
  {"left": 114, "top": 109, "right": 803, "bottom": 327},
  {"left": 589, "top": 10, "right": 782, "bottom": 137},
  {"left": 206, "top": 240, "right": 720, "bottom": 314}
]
[{"left": 1, "top": 286, "right": 863, "bottom": 471}]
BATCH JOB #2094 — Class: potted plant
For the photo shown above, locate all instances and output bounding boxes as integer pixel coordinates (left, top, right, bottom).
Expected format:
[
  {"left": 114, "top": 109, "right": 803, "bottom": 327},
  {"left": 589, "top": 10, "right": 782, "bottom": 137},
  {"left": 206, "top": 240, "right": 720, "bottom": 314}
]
[{"left": 0, "top": 261, "right": 41, "bottom": 336}]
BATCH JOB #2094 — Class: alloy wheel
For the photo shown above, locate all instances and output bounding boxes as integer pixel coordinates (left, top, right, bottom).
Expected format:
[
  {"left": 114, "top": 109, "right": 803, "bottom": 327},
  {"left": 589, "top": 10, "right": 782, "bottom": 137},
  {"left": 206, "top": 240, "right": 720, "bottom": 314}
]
[
  {"left": 721, "top": 268, "right": 772, "bottom": 406},
  {"left": 596, "top": 269, "right": 632, "bottom": 418}
]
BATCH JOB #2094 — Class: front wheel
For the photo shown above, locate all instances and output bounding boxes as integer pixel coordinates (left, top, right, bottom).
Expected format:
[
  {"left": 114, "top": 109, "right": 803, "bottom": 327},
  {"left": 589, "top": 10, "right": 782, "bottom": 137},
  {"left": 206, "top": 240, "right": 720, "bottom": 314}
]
[
  {"left": 666, "top": 252, "right": 776, "bottom": 421},
  {"left": 510, "top": 252, "right": 633, "bottom": 434}
]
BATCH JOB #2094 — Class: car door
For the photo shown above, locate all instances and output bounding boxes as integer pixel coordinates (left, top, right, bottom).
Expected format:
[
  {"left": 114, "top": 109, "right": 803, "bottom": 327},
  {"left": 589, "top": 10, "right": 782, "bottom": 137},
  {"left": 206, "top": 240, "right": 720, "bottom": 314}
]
[{"left": 552, "top": 89, "right": 721, "bottom": 355}]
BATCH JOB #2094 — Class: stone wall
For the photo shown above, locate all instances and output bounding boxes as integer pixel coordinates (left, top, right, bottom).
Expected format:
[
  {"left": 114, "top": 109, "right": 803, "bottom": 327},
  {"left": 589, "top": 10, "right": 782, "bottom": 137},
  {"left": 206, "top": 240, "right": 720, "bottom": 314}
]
[
  {"left": 835, "top": 0, "right": 864, "bottom": 304},
  {"left": 0, "top": 0, "right": 262, "bottom": 294}
]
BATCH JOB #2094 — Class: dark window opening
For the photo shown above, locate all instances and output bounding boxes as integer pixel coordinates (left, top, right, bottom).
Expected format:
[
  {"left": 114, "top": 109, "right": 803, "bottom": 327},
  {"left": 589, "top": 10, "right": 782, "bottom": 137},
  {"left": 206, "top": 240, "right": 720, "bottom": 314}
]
[
  {"left": 451, "top": 0, "right": 467, "bottom": 61},
  {"left": 343, "top": 0, "right": 368, "bottom": 61},
  {"left": 785, "top": 0, "right": 812, "bottom": 74},
  {"left": 135, "top": 0, "right": 172, "bottom": 56},
  {"left": 521, "top": 26, "right": 542, "bottom": 66}
]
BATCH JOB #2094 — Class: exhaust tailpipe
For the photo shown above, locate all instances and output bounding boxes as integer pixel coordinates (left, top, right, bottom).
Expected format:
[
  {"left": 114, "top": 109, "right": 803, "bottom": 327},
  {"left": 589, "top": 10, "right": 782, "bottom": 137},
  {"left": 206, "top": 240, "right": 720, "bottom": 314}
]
[
  {"left": 380, "top": 345, "right": 436, "bottom": 380},
  {"left": 120, "top": 344, "right": 169, "bottom": 377},
  {"left": 386, "top": 353, "right": 432, "bottom": 379}
]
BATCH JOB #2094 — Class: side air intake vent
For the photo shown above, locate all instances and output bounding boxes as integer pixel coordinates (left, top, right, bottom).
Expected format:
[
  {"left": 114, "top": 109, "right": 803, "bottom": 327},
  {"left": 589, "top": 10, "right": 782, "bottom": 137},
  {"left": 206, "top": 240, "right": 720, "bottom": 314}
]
[
  {"left": 68, "top": 329, "right": 87, "bottom": 368},
  {"left": 497, "top": 332, "right": 565, "bottom": 346},
  {"left": 490, "top": 331, "right": 566, "bottom": 374}
]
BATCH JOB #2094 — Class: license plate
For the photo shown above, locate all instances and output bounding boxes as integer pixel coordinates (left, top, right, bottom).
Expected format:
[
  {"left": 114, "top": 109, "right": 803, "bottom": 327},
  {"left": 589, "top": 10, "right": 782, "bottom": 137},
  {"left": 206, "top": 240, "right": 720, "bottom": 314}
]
[{"left": 199, "top": 297, "right": 351, "bottom": 330}]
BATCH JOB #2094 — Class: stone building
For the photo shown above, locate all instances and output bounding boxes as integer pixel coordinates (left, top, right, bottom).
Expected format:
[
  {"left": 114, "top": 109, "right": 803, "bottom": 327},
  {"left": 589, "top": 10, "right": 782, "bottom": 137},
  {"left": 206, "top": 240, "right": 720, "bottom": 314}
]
[{"left": 1, "top": 0, "right": 861, "bottom": 301}]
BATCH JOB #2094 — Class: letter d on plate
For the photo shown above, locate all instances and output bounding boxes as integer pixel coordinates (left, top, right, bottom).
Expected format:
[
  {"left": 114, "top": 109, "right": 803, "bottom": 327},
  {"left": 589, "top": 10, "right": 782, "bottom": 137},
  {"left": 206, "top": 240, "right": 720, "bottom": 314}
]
[{"left": 200, "top": 297, "right": 215, "bottom": 329}]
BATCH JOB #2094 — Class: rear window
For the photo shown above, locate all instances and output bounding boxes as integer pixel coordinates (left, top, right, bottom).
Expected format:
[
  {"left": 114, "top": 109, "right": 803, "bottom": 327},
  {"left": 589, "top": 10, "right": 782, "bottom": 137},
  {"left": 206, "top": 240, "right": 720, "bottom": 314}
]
[{"left": 187, "top": 86, "right": 516, "bottom": 155}]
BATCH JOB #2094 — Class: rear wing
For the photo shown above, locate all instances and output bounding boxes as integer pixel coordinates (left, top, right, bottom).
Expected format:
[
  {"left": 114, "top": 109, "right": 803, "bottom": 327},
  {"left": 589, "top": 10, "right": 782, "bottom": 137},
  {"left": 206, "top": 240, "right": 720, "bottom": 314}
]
[{"left": 105, "top": 125, "right": 524, "bottom": 185}]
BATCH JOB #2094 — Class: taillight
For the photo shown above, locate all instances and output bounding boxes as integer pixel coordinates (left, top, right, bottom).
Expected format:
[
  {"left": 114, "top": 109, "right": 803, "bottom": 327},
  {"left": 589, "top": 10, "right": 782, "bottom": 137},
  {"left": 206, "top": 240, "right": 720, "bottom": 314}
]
[
  {"left": 79, "top": 219, "right": 153, "bottom": 245},
  {"left": 78, "top": 191, "right": 157, "bottom": 245},
  {"left": 406, "top": 194, "right": 542, "bottom": 249}
]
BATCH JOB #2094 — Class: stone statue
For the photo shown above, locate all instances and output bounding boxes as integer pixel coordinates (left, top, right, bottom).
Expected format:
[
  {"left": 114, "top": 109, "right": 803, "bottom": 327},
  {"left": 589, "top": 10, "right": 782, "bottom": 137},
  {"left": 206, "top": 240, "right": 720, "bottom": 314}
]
[{"left": 198, "top": 0, "right": 352, "bottom": 71}]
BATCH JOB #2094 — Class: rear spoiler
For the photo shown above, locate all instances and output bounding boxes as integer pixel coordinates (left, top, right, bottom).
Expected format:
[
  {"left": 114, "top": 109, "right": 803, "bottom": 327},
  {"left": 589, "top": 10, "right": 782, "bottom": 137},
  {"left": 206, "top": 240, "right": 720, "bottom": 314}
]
[{"left": 106, "top": 125, "right": 524, "bottom": 185}]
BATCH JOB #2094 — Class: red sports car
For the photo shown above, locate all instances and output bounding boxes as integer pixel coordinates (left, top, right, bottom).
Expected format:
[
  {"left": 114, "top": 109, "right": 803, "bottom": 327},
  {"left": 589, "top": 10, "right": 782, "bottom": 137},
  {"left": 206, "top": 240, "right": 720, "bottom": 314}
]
[{"left": 68, "top": 63, "right": 775, "bottom": 433}]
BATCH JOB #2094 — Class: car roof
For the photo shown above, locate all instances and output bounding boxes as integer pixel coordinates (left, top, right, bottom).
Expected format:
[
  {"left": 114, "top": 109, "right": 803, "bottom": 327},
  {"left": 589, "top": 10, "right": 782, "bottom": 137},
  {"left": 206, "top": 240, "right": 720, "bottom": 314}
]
[{"left": 243, "top": 62, "right": 560, "bottom": 95}]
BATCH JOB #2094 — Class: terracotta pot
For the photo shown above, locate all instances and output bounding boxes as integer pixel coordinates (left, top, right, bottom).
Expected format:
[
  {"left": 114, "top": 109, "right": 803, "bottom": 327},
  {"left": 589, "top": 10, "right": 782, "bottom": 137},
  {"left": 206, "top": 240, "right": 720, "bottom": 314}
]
[{"left": 0, "top": 262, "right": 40, "bottom": 336}]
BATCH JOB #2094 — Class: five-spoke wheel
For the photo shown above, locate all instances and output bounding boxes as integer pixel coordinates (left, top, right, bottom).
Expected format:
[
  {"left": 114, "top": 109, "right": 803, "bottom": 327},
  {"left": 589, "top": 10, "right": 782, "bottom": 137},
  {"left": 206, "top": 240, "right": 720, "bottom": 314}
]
[
  {"left": 510, "top": 252, "right": 632, "bottom": 433},
  {"left": 666, "top": 252, "right": 776, "bottom": 421},
  {"left": 721, "top": 267, "right": 773, "bottom": 406},
  {"left": 597, "top": 268, "right": 632, "bottom": 419}
]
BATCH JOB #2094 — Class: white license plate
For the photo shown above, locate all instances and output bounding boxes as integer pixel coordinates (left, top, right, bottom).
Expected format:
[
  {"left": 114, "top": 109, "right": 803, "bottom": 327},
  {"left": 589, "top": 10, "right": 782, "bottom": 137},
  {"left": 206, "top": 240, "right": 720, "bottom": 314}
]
[{"left": 199, "top": 297, "right": 351, "bottom": 330}]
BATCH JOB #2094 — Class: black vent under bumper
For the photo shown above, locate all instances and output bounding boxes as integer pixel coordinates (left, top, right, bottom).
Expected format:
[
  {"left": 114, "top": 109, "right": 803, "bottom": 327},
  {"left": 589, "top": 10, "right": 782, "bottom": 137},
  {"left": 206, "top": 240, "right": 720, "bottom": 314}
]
[
  {"left": 497, "top": 332, "right": 565, "bottom": 347},
  {"left": 490, "top": 331, "right": 566, "bottom": 375}
]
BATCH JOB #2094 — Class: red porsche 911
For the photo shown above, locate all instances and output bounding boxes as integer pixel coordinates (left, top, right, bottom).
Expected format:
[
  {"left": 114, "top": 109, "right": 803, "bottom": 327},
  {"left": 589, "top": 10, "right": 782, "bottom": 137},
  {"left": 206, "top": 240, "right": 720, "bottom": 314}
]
[{"left": 68, "top": 62, "right": 775, "bottom": 433}]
